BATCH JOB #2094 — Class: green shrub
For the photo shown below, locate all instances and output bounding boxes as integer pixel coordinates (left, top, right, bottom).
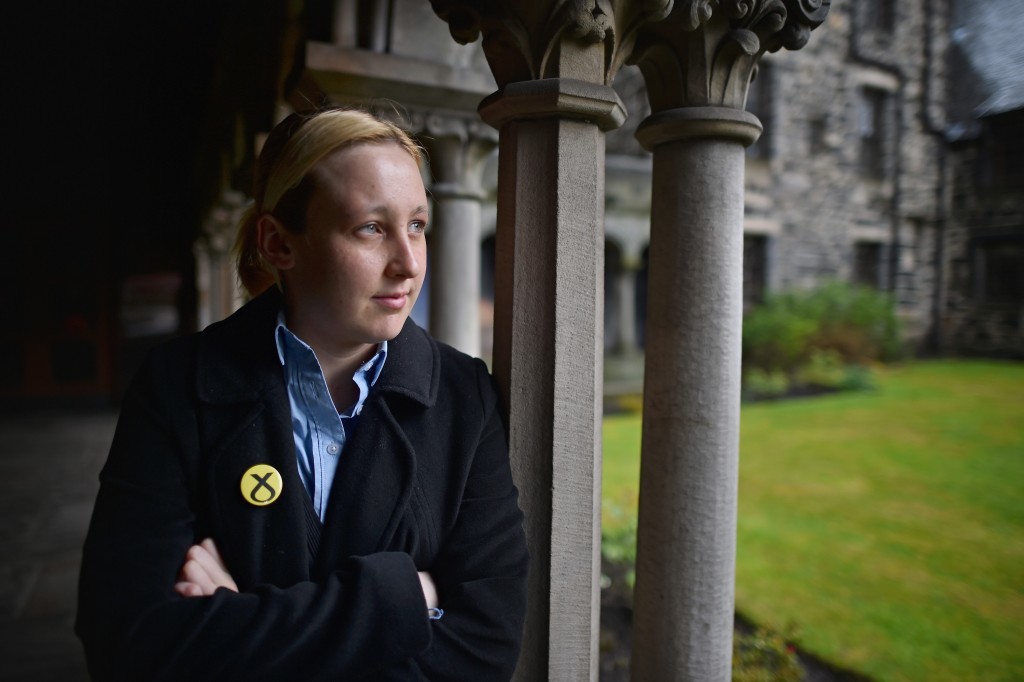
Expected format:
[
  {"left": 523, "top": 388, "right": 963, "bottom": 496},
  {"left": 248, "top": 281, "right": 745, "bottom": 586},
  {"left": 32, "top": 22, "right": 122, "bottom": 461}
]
[
  {"left": 742, "top": 294, "right": 818, "bottom": 374},
  {"left": 733, "top": 625, "right": 804, "bottom": 682},
  {"left": 838, "top": 363, "right": 878, "bottom": 392},
  {"left": 601, "top": 503, "right": 637, "bottom": 589},
  {"left": 743, "top": 281, "right": 902, "bottom": 394},
  {"left": 743, "top": 368, "right": 791, "bottom": 399},
  {"left": 801, "top": 280, "right": 903, "bottom": 363},
  {"left": 795, "top": 348, "right": 846, "bottom": 388}
]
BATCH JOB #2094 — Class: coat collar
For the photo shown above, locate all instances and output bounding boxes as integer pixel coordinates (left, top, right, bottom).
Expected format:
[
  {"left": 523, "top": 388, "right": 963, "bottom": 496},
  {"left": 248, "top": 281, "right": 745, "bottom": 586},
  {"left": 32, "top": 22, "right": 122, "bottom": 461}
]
[{"left": 196, "top": 286, "right": 439, "bottom": 409}]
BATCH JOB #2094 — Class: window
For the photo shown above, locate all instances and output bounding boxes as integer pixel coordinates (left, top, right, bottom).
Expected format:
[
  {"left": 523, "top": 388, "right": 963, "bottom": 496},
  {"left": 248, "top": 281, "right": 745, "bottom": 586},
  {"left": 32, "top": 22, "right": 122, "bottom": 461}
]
[
  {"left": 744, "top": 234, "right": 768, "bottom": 309},
  {"left": 857, "top": 87, "right": 890, "bottom": 179},
  {"left": 973, "top": 238, "right": 1024, "bottom": 304},
  {"left": 986, "top": 114, "right": 1024, "bottom": 193},
  {"left": 854, "top": 242, "right": 883, "bottom": 288},
  {"left": 745, "top": 62, "right": 774, "bottom": 159}
]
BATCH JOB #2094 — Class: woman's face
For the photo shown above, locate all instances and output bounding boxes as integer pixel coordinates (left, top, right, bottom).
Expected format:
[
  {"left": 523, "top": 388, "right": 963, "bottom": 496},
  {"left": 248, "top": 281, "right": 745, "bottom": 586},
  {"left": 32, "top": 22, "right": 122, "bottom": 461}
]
[{"left": 278, "top": 141, "right": 428, "bottom": 354}]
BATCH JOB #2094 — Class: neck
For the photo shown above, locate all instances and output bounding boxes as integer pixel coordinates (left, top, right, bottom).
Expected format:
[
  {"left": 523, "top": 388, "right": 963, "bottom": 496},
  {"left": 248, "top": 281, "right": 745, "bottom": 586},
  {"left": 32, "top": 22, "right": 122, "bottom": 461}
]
[
  {"left": 316, "top": 344, "right": 375, "bottom": 412},
  {"left": 284, "top": 312, "right": 376, "bottom": 411}
]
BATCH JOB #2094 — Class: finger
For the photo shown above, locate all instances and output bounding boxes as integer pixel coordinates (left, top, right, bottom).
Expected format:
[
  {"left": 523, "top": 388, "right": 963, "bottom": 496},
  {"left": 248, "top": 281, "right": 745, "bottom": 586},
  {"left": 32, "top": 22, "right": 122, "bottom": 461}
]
[
  {"left": 200, "top": 538, "right": 232, "bottom": 575},
  {"left": 178, "top": 557, "right": 218, "bottom": 595},
  {"left": 174, "top": 581, "right": 204, "bottom": 598},
  {"left": 186, "top": 542, "right": 238, "bottom": 593},
  {"left": 418, "top": 571, "right": 438, "bottom": 609},
  {"left": 184, "top": 544, "right": 222, "bottom": 582}
]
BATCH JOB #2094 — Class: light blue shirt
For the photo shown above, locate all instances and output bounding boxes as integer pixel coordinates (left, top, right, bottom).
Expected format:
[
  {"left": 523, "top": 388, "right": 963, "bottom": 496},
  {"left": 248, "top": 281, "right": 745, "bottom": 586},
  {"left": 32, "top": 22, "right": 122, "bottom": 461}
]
[{"left": 275, "top": 314, "right": 387, "bottom": 522}]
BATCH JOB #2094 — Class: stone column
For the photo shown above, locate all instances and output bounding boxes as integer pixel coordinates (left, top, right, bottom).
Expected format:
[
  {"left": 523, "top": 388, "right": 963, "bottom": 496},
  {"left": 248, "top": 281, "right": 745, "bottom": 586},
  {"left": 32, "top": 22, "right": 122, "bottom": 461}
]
[
  {"left": 633, "top": 107, "right": 760, "bottom": 682},
  {"left": 628, "top": 3, "right": 830, "bottom": 680},
  {"left": 480, "top": 77, "right": 622, "bottom": 682},
  {"left": 613, "top": 255, "right": 640, "bottom": 355},
  {"left": 419, "top": 114, "right": 497, "bottom": 357},
  {"left": 194, "top": 189, "right": 247, "bottom": 329},
  {"left": 432, "top": 2, "right": 671, "bottom": 679}
]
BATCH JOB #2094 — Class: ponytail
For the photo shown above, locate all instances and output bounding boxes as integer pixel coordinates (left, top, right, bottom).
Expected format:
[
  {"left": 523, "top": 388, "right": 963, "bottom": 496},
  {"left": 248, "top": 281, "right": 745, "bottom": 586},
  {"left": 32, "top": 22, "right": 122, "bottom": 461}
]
[{"left": 233, "top": 205, "right": 277, "bottom": 297}]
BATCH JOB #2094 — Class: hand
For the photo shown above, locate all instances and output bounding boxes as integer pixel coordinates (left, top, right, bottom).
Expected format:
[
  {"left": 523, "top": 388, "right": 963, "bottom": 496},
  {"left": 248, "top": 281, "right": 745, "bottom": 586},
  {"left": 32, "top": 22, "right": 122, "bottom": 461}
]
[
  {"left": 418, "top": 571, "right": 438, "bottom": 609},
  {"left": 175, "top": 538, "right": 239, "bottom": 597}
]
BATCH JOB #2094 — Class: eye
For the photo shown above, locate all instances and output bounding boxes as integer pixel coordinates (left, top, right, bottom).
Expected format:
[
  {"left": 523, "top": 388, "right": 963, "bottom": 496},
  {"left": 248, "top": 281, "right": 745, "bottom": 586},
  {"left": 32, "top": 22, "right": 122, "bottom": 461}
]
[
  {"left": 357, "top": 223, "right": 383, "bottom": 235},
  {"left": 408, "top": 220, "right": 427, "bottom": 235}
]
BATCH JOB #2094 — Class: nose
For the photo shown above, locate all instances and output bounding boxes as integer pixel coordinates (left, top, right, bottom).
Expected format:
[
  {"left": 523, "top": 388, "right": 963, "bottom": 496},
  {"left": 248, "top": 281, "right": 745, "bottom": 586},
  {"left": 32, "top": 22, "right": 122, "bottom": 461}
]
[{"left": 386, "top": 232, "right": 423, "bottom": 279}]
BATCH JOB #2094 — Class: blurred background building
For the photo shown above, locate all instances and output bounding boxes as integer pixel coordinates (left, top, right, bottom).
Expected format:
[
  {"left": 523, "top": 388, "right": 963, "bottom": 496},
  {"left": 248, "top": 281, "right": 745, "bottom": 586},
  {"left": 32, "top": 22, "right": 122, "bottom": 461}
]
[{"left": 6, "top": 0, "right": 1022, "bottom": 410}]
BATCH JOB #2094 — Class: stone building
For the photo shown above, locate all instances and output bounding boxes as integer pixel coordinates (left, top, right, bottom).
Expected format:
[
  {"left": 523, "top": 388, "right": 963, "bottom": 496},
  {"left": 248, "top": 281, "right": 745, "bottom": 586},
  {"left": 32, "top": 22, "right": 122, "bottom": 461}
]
[
  {"left": 598, "top": 0, "right": 1024, "bottom": 366},
  {"left": 942, "top": 0, "right": 1024, "bottom": 357},
  {"left": 601, "top": 0, "right": 954, "bottom": 367}
]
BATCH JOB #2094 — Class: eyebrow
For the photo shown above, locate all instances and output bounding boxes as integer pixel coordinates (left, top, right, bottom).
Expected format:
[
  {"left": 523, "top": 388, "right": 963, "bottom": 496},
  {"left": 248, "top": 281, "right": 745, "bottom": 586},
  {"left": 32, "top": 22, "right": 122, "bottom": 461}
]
[
  {"left": 361, "top": 204, "right": 430, "bottom": 218},
  {"left": 407, "top": 205, "right": 430, "bottom": 220}
]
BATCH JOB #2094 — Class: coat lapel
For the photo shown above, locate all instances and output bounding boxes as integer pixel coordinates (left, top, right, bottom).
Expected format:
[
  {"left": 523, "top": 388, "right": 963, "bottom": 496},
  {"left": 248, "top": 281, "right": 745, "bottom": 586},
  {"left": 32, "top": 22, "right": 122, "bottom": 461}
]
[
  {"left": 314, "top": 319, "right": 440, "bottom": 575},
  {"left": 195, "top": 289, "right": 310, "bottom": 588},
  {"left": 313, "top": 399, "right": 414, "bottom": 573}
]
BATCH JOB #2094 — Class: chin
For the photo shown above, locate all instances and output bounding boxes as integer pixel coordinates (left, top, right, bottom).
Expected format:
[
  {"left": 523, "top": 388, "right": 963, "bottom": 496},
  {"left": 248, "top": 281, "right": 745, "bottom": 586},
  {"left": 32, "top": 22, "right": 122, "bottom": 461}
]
[{"left": 371, "top": 319, "right": 409, "bottom": 342}]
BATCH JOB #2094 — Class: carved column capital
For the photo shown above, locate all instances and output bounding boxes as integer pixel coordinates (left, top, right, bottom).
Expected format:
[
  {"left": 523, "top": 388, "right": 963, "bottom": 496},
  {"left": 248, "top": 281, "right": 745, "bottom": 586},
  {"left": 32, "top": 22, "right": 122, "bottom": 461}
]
[
  {"left": 479, "top": 78, "right": 627, "bottom": 131},
  {"left": 420, "top": 111, "right": 499, "bottom": 146},
  {"left": 630, "top": 0, "right": 831, "bottom": 112},
  {"left": 430, "top": 0, "right": 673, "bottom": 86},
  {"left": 199, "top": 189, "right": 249, "bottom": 252},
  {"left": 636, "top": 105, "right": 762, "bottom": 150},
  {"left": 408, "top": 111, "right": 498, "bottom": 199}
]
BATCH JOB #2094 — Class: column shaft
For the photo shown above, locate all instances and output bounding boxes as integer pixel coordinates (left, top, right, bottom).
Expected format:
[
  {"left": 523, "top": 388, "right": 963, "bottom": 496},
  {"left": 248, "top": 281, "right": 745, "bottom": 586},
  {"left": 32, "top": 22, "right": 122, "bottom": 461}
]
[
  {"left": 482, "top": 79, "right": 623, "bottom": 682},
  {"left": 631, "top": 109, "right": 760, "bottom": 682},
  {"left": 421, "top": 118, "right": 495, "bottom": 358},
  {"left": 614, "top": 265, "right": 639, "bottom": 354},
  {"left": 498, "top": 117, "right": 604, "bottom": 682},
  {"left": 429, "top": 194, "right": 482, "bottom": 356}
]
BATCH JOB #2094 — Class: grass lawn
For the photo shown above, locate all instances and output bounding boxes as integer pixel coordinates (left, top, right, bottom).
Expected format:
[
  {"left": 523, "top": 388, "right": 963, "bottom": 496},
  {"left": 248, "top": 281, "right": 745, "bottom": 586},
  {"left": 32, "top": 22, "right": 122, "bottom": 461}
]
[{"left": 601, "top": 359, "right": 1024, "bottom": 682}]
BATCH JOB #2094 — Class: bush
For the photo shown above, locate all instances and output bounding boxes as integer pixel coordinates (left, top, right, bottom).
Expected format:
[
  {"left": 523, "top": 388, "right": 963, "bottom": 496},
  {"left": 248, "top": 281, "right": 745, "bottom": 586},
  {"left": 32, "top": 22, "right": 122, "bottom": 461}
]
[
  {"left": 743, "top": 281, "right": 902, "bottom": 394},
  {"left": 801, "top": 280, "right": 903, "bottom": 363},
  {"left": 601, "top": 504, "right": 637, "bottom": 589},
  {"left": 743, "top": 368, "right": 791, "bottom": 400},
  {"left": 795, "top": 349, "right": 846, "bottom": 388},
  {"left": 742, "top": 295, "right": 819, "bottom": 374},
  {"left": 733, "top": 625, "right": 804, "bottom": 682}
]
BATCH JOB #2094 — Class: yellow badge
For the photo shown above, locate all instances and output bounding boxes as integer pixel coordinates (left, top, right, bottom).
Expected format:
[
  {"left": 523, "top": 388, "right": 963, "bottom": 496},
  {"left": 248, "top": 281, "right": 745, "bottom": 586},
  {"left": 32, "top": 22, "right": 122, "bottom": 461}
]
[{"left": 240, "top": 464, "right": 282, "bottom": 506}]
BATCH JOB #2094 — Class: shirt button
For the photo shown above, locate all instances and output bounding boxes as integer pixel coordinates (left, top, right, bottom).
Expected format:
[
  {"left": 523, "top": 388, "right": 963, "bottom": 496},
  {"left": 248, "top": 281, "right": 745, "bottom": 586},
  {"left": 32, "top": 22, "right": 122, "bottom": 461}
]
[{"left": 326, "top": 443, "right": 340, "bottom": 455}]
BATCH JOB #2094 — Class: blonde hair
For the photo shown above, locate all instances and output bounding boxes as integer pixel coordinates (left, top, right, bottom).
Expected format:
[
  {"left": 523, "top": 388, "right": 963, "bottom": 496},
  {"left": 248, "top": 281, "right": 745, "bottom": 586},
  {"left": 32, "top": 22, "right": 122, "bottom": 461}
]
[{"left": 234, "top": 107, "right": 424, "bottom": 296}]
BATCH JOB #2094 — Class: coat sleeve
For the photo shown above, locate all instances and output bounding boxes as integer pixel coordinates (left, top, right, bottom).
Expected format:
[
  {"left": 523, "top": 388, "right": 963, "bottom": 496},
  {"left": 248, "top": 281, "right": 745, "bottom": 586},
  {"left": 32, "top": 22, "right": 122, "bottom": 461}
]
[
  {"left": 75, "top": 346, "right": 433, "bottom": 681},
  {"left": 400, "top": 360, "right": 530, "bottom": 681}
]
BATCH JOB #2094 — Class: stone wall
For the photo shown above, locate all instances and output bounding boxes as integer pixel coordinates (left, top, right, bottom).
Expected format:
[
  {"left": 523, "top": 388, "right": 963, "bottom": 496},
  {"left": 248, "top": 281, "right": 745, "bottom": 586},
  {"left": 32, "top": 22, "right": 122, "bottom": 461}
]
[{"left": 943, "top": 111, "right": 1024, "bottom": 357}]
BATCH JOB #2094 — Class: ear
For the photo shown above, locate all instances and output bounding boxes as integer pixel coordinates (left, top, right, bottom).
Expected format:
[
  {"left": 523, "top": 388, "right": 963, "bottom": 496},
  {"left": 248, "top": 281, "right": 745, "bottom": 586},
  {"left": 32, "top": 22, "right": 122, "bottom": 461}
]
[{"left": 256, "top": 214, "right": 295, "bottom": 271}]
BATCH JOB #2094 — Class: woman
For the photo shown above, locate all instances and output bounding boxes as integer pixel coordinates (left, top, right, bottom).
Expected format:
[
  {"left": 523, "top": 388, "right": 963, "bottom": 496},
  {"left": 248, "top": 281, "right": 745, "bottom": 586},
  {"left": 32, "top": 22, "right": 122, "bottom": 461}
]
[{"left": 76, "top": 108, "right": 528, "bottom": 680}]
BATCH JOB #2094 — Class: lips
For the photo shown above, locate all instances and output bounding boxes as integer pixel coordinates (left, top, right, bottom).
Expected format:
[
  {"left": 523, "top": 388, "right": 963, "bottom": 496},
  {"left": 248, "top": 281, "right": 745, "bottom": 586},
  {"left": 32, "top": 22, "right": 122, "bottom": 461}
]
[{"left": 372, "top": 292, "right": 410, "bottom": 310}]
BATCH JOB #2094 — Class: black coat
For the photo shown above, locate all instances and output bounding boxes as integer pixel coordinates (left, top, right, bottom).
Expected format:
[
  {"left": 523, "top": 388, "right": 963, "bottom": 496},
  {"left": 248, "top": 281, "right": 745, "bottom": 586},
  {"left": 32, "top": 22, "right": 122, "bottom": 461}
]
[{"left": 76, "top": 289, "right": 528, "bottom": 680}]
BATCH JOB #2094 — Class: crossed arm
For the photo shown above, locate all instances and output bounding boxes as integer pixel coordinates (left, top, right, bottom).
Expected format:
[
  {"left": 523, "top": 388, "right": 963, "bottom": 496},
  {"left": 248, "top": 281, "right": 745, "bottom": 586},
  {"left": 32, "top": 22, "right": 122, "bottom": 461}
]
[{"left": 175, "top": 539, "right": 439, "bottom": 609}]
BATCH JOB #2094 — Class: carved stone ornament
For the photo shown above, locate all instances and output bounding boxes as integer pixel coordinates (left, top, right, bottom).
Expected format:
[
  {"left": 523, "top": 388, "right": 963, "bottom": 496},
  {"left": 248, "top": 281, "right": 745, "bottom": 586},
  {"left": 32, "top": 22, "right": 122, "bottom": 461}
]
[
  {"left": 430, "top": 0, "right": 673, "bottom": 86},
  {"left": 414, "top": 112, "right": 498, "bottom": 199},
  {"left": 630, "top": 0, "right": 831, "bottom": 111}
]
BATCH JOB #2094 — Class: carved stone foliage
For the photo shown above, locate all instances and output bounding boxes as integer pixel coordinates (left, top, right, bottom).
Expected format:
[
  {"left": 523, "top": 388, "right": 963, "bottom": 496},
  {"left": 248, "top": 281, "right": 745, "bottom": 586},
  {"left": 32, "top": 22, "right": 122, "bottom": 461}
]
[
  {"left": 412, "top": 112, "right": 498, "bottom": 196},
  {"left": 430, "top": 0, "right": 672, "bottom": 86},
  {"left": 629, "top": 0, "right": 831, "bottom": 111}
]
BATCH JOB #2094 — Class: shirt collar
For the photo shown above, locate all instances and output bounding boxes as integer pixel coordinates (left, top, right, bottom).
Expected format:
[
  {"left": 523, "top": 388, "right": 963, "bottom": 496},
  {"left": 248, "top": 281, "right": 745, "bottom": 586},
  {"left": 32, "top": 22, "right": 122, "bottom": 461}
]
[{"left": 274, "top": 310, "right": 388, "bottom": 388}]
